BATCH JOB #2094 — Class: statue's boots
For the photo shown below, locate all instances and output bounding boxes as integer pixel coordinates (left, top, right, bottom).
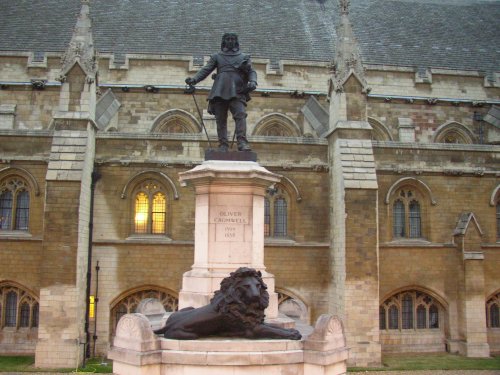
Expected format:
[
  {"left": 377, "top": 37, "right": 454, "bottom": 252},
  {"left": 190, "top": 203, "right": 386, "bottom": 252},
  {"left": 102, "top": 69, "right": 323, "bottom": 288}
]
[
  {"left": 237, "top": 139, "right": 251, "bottom": 151},
  {"left": 218, "top": 142, "right": 229, "bottom": 152}
]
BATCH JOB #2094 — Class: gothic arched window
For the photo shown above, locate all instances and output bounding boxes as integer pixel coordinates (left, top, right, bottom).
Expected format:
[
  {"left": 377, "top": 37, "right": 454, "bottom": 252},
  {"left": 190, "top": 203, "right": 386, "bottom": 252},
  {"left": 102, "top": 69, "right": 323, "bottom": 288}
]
[
  {"left": 0, "top": 177, "right": 30, "bottom": 231},
  {"left": 487, "top": 292, "right": 500, "bottom": 328},
  {"left": 392, "top": 189, "right": 422, "bottom": 239},
  {"left": 110, "top": 288, "right": 178, "bottom": 336},
  {"left": 496, "top": 199, "right": 500, "bottom": 241},
  {"left": 264, "top": 185, "right": 289, "bottom": 238},
  {"left": 253, "top": 113, "right": 301, "bottom": 137},
  {"left": 0, "top": 283, "right": 39, "bottom": 329},
  {"left": 380, "top": 290, "right": 443, "bottom": 331},
  {"left": 133, "top": 180, "right": 167, "bottom": 235}
]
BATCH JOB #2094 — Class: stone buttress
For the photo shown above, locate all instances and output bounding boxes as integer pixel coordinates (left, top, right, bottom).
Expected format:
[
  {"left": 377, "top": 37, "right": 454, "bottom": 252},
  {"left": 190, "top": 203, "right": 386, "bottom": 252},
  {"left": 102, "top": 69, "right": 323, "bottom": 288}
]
[{"left": 35, "top": 0, "right": 98, "bottom": 367}]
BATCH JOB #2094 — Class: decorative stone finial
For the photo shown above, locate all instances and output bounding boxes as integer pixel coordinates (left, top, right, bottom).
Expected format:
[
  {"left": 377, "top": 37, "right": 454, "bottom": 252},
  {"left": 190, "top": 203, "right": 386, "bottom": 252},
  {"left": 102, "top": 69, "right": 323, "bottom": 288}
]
[
  {"left": 339, "top": 0, "right": 350, "bottom": 15},
  {"left": 59, "top": 0, "right": 97, "bottom": 81},
  {"left": 330, "top": 0, "right": 370, "bottom": 94}
]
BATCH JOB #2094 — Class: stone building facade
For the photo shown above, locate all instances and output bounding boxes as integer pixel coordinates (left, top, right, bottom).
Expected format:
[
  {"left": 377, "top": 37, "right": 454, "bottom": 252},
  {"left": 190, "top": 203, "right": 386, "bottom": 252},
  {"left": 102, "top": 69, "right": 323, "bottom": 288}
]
[{"left": 0, "top": 0, "right": 499, "bottom": 368}]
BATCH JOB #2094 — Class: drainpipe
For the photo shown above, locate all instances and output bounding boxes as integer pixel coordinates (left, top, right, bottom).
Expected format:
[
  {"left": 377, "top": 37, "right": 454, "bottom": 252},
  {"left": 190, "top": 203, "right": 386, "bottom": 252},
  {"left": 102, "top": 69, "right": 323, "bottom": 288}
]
[
  {"left": 92, "top": 261, "right": 100, "bottom": 357},
  {"left": 83, "top": 170, "right": 101, "bottom": 366}
]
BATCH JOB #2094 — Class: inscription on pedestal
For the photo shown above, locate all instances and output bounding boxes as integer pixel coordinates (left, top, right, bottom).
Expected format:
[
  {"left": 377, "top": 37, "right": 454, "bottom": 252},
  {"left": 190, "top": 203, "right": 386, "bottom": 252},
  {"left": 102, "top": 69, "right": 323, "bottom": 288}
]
[{"left": 211, "top": 206, "right": 249, "bottom": 242}]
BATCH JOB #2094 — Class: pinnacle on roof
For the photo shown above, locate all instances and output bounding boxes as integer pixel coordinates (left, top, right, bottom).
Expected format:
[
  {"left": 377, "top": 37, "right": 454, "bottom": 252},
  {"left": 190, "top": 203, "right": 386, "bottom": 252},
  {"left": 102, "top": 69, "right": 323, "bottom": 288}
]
[
  {"left": 59, "top": 0, "right": 97, "bottom": 82},
  {"left": 330, "top": 0, "right": 370, "bottom": 93}
]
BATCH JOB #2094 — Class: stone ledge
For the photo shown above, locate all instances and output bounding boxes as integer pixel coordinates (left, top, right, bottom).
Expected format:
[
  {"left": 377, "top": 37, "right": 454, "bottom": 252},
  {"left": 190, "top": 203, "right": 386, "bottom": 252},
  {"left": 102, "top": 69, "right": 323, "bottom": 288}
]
[
  {"left": 160, "top": 337, "right": 300, "bottom": 352},
  {"left": 108, "top": 347, "right": 162, "bottom": 366}
]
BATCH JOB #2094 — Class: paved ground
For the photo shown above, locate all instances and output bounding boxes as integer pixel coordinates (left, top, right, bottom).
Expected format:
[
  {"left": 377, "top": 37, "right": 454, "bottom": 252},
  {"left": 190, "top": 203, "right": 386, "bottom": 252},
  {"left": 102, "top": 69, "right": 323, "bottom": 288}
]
[
  {"left": 3, "top": 372, "right": 494, "bottom": 374},
  {"left": 355, "top": 372, "right": 499, "bottom": 374},
  {"left": 2, "top": 371, "right": 499, "bottom": 374}
]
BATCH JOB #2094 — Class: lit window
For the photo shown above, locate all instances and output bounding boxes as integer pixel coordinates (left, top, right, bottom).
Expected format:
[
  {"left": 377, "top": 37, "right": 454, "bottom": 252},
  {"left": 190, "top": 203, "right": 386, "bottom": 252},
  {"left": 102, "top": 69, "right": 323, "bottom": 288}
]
[
  {"left": 392, "top": 189, "right": 422, "bottom": 239},
  {"left": 135, "top": 192, "right": 149, "bottom": 233},
  {"left": 380, "top": 290, "right": 442, "bottom": 331},
  {"left": 264, "top": 185, "right": 289, "bottom": 238},
  {"left": 133, "top": 180, "right": 167, "bottom": 235},
  {"left": 152, "top": 193, "right": 166, "bottom": 234},
  {"left": 0, "top": 177, "right": 30, "bottom": 231}
]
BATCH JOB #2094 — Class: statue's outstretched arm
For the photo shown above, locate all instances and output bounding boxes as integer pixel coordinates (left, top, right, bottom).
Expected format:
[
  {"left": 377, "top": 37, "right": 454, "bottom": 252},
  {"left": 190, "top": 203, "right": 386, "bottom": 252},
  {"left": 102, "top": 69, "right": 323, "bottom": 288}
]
[{"left": 188, "top": 55, "right": 218, "bottom": 85}]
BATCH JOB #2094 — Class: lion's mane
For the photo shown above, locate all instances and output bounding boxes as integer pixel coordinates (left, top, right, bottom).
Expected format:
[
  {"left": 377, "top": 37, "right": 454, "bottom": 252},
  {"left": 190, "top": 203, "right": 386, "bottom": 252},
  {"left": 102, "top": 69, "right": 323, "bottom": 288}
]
[{"left": 211, "top": 267, "right": 270, "bottom": 331}]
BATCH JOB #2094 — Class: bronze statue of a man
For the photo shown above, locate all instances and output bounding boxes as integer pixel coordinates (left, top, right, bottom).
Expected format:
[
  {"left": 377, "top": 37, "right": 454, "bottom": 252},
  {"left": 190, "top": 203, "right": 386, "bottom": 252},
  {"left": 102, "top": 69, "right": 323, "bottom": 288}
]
[{"left": 186, "top": 33, "right": 257, "bottom": 152}]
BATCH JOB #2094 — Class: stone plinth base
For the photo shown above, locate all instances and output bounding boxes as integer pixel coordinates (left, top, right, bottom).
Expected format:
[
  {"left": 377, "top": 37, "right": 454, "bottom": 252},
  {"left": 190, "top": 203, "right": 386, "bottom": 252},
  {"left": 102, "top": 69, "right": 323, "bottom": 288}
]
[
  {"left": 205, "top": 149, "right": 257, "bottom": 161},
  {"left": 109, "top": 313, "right": 349, "bottom": 375},
  {"left": 458, "top": 341, "right": 490, "bottom": 358}
]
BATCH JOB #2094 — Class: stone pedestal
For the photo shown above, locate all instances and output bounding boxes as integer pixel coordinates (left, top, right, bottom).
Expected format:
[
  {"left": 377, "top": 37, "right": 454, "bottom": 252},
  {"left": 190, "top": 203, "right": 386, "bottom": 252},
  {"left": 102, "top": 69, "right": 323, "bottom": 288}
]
[
  {"left": 109, "top": 313, "right": 349, "bottom": 375},
  {"left": 178, "top": 160, "right": 281, "bottom": 318}
]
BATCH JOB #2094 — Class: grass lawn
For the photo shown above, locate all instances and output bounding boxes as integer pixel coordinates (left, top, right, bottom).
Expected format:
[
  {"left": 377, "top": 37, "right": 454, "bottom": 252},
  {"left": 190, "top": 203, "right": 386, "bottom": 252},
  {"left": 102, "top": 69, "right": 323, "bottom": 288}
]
[
  {"left": 1, "top": 353, "right": 499, "bottom": 373},
  {"left": 0, "top": 356, "right": 112, "bottom": 373},
  {"left": 348, "top": 352, "right": 500, "bottom": 372}
]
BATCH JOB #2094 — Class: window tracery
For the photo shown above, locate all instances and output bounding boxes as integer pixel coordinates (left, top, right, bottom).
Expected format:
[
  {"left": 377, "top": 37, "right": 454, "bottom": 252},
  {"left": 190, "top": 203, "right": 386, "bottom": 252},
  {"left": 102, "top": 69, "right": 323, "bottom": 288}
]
[
  {"left": 132, "top": 180, "right": 167, "bottom": 235},
  {"left": 392, "top": 189, "right": 422, "bottom": 239},
  {"left": 496, "top": 199, "right": 500, "bottom": 241},
  {"left": 380, "top": 290, "right": 442, "bottom": 331},
  {"left": 253, "top": 114, "right": 301, "bottom": 137},
  {"left": 110, "top": 288, "right": 178, "bottom": 335},
  {"left": 276, "top": 290, "right": 309, "bottom": 324},
  {"left": 433, "top": 122, "right": 475, "bottom": 144},
  {"left": 487, "top": 292, "right": 500, "bottom": 328},
  {"left": 150, "top": 110, "right": 201, "bottom": 134},
  {"left": 0, "top": 177, "right": 30, "bottom": 231},
  {"left": 264, "top": 185, "right": 289, "bottom": 238},
  {"left": 0, "top": 284, "right": 39, "bottom": 329}
]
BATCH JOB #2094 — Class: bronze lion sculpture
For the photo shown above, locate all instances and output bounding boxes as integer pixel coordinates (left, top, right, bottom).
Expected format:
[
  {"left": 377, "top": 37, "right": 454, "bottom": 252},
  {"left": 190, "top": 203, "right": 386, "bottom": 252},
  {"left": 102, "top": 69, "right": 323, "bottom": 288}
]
[{"left": 154, "top": 267, "right": 301, "bottom": 340}]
